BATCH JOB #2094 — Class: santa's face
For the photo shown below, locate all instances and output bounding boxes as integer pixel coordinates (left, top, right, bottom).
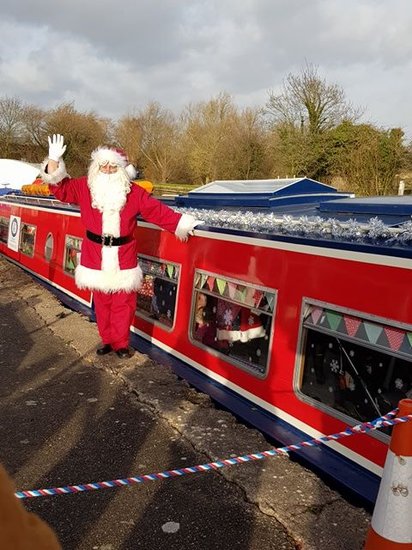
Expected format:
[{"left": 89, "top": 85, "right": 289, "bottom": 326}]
[
  {"left": 98, "top": 161, "right": 118, "bottom": 175},
  {"left": 88, "top": 160, "right": 131, "bottom": 213}
]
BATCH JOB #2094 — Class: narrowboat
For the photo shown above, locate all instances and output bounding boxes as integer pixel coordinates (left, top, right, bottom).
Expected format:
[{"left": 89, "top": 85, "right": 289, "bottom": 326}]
[{"left": 1, "top": 176, "right": 411, "bottom": 506}]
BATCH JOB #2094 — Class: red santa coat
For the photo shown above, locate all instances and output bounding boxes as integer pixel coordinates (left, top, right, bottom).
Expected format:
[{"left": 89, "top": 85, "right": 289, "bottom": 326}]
[{"left": 49, "top": 176, "right": 183, "bottom": 293}]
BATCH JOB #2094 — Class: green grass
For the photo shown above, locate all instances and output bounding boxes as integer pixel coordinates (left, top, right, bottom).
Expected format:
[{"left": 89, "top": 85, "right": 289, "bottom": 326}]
[{"left": 152, "top": 183, "right": 199, "bottom": 196}]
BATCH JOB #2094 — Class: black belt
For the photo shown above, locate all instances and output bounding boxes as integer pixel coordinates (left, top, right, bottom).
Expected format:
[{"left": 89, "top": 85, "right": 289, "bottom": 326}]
[{"left": 86, "top": 230, "right": 134, "bottom": 247}]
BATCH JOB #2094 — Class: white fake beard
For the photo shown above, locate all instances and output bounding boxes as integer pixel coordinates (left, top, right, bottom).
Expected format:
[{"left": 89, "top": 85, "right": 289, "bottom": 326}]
[{"left": 89, "top": 169, "right": 131, "bottom": 214}]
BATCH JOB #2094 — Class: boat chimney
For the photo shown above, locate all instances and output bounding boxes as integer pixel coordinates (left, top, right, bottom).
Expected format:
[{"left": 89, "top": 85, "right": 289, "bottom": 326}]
[{"left": 398, "top": 180, "right": 405, "bottom": 196}]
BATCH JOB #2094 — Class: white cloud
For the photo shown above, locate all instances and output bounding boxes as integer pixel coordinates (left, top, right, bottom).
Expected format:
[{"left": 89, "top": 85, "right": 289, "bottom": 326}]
[{"left": 0, "top": 0, "right": 411, "bottom": 138}]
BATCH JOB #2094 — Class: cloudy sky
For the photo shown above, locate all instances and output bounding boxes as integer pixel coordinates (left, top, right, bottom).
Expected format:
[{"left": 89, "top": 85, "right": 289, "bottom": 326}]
[{"left": 1, "top": 0, "right": 411, "bottom": 138}]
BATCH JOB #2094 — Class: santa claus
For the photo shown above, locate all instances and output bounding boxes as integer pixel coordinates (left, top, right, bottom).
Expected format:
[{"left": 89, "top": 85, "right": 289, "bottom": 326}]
[{"left": 41, "top": 134, "right": 199, "bottom": 358}]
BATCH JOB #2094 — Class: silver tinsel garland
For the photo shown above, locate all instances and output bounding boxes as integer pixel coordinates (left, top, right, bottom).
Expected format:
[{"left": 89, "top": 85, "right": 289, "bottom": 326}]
[{"left": 176, "top": 208, "right": 412, "bottom": 247}]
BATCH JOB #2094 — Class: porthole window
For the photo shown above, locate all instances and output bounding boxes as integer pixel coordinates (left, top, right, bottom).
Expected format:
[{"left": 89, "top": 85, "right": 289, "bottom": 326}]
[{"left": 44, "top": 233, "right": 54, "bottom": 262}]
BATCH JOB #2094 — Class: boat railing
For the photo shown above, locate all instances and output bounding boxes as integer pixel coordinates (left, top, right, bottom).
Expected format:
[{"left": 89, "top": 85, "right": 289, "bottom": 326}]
[{"left": 0, "top": 194, "right": 77, "bottom": 210}]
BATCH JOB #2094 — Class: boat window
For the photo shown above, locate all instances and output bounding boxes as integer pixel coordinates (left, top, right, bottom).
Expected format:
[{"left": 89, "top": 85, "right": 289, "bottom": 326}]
[
  {"left": 44, "top": 233, "right": 54, "bottom": 262},
  {"left": 0, "top": 216, "right": 9, "bottom": 243},
  {"left": 190, "top": 271, "right": 276, "bottom": 377},
  {"left": 19, "top": 224, "right": 36, "bottom": 257},
  {"left": 297, "top": 302, "right": 412, "bottom": 435},
  {"left": 64, "top": 235, "right": 82, "bottom": 276},
  {"left": 136, "top": 255, "right": 180, "bottom": 329}
]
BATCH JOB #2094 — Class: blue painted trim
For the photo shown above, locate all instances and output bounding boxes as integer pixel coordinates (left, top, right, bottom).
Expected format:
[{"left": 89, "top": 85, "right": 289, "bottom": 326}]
[{"left": 129, "top": 331, "right": 380, "bottom": 507}]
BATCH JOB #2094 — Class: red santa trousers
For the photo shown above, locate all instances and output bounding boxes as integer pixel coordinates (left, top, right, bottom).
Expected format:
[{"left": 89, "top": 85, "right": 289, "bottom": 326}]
[{"left": 93, "top": 290, "right": 137, "bottom": 350}]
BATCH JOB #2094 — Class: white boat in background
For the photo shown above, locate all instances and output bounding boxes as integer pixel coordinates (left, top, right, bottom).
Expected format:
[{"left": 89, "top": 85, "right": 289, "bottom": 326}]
[{"left": 0, "top": 159, "right": 40, "bottom": 191}]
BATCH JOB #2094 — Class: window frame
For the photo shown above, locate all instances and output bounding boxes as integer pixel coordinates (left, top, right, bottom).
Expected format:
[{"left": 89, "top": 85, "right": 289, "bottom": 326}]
[
  {"left": 135, "top": 253, "right": 181, "bottom": 332},
  {"left": 294, "top": 298, "right": 412, "bottom": 442},
  {"left": 0, "top": 215, "right": 9, "bottom": 244},
  {"left": 19, "top": 222, "right": 37, "bottom": 257},
  {"left": 63, "top": 234, "right": 83, "bottom": 277},
  {"left": 188, "top": 269, "right": 277, "bottom": 379}
]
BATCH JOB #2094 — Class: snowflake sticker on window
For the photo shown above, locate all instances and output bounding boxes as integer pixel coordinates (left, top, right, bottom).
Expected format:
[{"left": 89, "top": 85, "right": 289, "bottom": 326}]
[{"left": 330, "top": 359, "right": 340, "bottom": 373}]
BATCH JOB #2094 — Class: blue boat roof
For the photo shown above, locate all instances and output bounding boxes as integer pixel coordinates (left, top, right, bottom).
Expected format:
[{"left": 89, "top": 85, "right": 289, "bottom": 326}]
[
  {"left": 189, "top": 178, "right": 333, "bottom": 194},
  {"left": 320, "top": 196, "right": 412, "bottom": 216},
  {"left": 175, "top": 178, "right": 351, "bottom": 209}
]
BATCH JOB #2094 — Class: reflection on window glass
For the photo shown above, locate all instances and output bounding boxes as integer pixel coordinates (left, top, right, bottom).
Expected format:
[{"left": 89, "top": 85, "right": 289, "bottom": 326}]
[
  {"left": 0, "top": 216, "right": 9, "bottom": 243},
  {"left": 300, "top": 304, "right": 412, "bottom": 433},
  {"left": 191, "top": 271, "right": 276, "bottom": 376},
  {"left": 19, "top": 224, "right": 36, "bottom": 256},
  {"left": 64, "top": 236, "right": 82, "bottom": 275},
  {"left": 137, "top": 256, "right": 179, "bottom": 328},
  {"left": 44, "top": 233, "right": 54, "bottom": 262}
]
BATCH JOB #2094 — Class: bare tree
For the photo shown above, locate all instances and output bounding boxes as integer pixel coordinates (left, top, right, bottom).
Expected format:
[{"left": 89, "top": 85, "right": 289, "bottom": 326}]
[
  {"left": 0, "top": 96, "right": 26, "bottom": 158},
  {"left": 113, "top": 115, "right": 143, "bottom": 168},
  {"left": 266, "top": 63, "right": 361, "bottom": 134},
  {"left": 181, "top": 93, "right": 239, "bottom": 184},
  {"left": 227, "top": 107, "right": 270, "bottom": 179},
  {"left": 116, "top": 102, "right": 180, "bottom": 183}
]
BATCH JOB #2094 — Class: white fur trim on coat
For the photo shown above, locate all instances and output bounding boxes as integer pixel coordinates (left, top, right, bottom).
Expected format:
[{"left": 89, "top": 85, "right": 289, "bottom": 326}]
[
  {"left": 175, "top": 213, "right": 202, "bottom": 242},
  {"left": 75, "top": 264, "right": 143, "bottom": 293},
  {"left": 39, "top": 158, "right": 69, "bottom": 184}
]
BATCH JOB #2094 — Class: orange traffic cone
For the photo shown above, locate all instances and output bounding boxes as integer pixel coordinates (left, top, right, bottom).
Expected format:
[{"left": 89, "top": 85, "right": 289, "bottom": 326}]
[{"left": 364, "top": 398, "right": 412, "bottom": 549}]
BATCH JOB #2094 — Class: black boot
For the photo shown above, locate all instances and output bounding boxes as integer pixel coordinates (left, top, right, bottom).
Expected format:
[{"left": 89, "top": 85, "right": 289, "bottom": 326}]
[
  {"left": 116, "top": 347, "right": 131, "bottom": 359},
  {"left": 96, "top": 344, "right": 113, "bottom": 356}
]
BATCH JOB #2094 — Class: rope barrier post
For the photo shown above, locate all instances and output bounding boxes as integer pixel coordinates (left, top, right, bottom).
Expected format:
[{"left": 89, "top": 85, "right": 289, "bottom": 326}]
[{"left": 364, "top": 399, "right": 412, "bottom": 549}]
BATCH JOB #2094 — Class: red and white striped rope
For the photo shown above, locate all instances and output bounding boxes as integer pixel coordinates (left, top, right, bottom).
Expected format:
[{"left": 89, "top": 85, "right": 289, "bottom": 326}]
[{"left": 15, "top": 409, "right": 412, "bottom": 499}]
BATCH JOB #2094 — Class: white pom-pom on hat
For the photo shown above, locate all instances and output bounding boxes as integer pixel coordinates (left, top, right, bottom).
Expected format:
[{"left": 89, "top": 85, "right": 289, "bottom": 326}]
[{"left": 125, "top": 164, "right": 137, "bottom": 179}]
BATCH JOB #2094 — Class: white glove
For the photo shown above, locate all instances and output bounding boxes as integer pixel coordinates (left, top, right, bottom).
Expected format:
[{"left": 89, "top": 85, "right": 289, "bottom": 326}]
[{"left": 48, "top": 134, "right": 67, "bottom": 162}]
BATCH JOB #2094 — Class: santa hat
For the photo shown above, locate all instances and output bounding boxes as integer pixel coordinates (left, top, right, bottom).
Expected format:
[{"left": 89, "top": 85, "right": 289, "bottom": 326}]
[{"left": 90, "top": 146, "right": 137, "bottom": 179}]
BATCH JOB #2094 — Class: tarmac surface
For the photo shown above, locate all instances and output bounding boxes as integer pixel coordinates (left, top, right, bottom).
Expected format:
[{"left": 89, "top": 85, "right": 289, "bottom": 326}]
[{"left": 0, "top": 256, "right": 371, "bottom": 549}]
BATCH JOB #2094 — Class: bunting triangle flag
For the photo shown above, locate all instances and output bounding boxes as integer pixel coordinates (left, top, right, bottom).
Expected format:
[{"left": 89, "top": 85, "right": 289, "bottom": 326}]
[
  {"left": 167, "top": 264, "right": 174, "bottom": 278},
  {"left": 344, "top": 315, "right": 361, "bottom": 337},
  {"left": 216, "top": 278, "right": 226, "bottom": 295},
  {"left": 254, "top": 290, "right": 264, "bottom": 308},
  {"left": 227, "top": 281, "right": 237, "bottom": 299},
  {"left": 310, "top": 307, "right": 323, "bottom": 325},
  {"left": 195, "top": 272, "right": 201, "bottom": 287},
  {"left": 407, "top": 333, "right": 412, "bottom": 348},
  {"left": 200, "top": 273, "right": 207, "bottom": 288},
  {"left": 207, "top": 276, "right": 215, "bottom": 291},
  {"left": 265, "top": 292, "right": 275, "bottom": 311},
  {"left": 364, "top": 322, "right": 383, "bottom": 344},
  {"left": 245, "top": 286, "right": 256, "bottom": 306},
  {"left": 236, "top": 286, "right": 247, "bottom": 302},
  {"left": 325, "top": 311, "right": 342, "bottom": 331},
  {"left": 384, "top": 326, "right": 405, "bottom": 351}
]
